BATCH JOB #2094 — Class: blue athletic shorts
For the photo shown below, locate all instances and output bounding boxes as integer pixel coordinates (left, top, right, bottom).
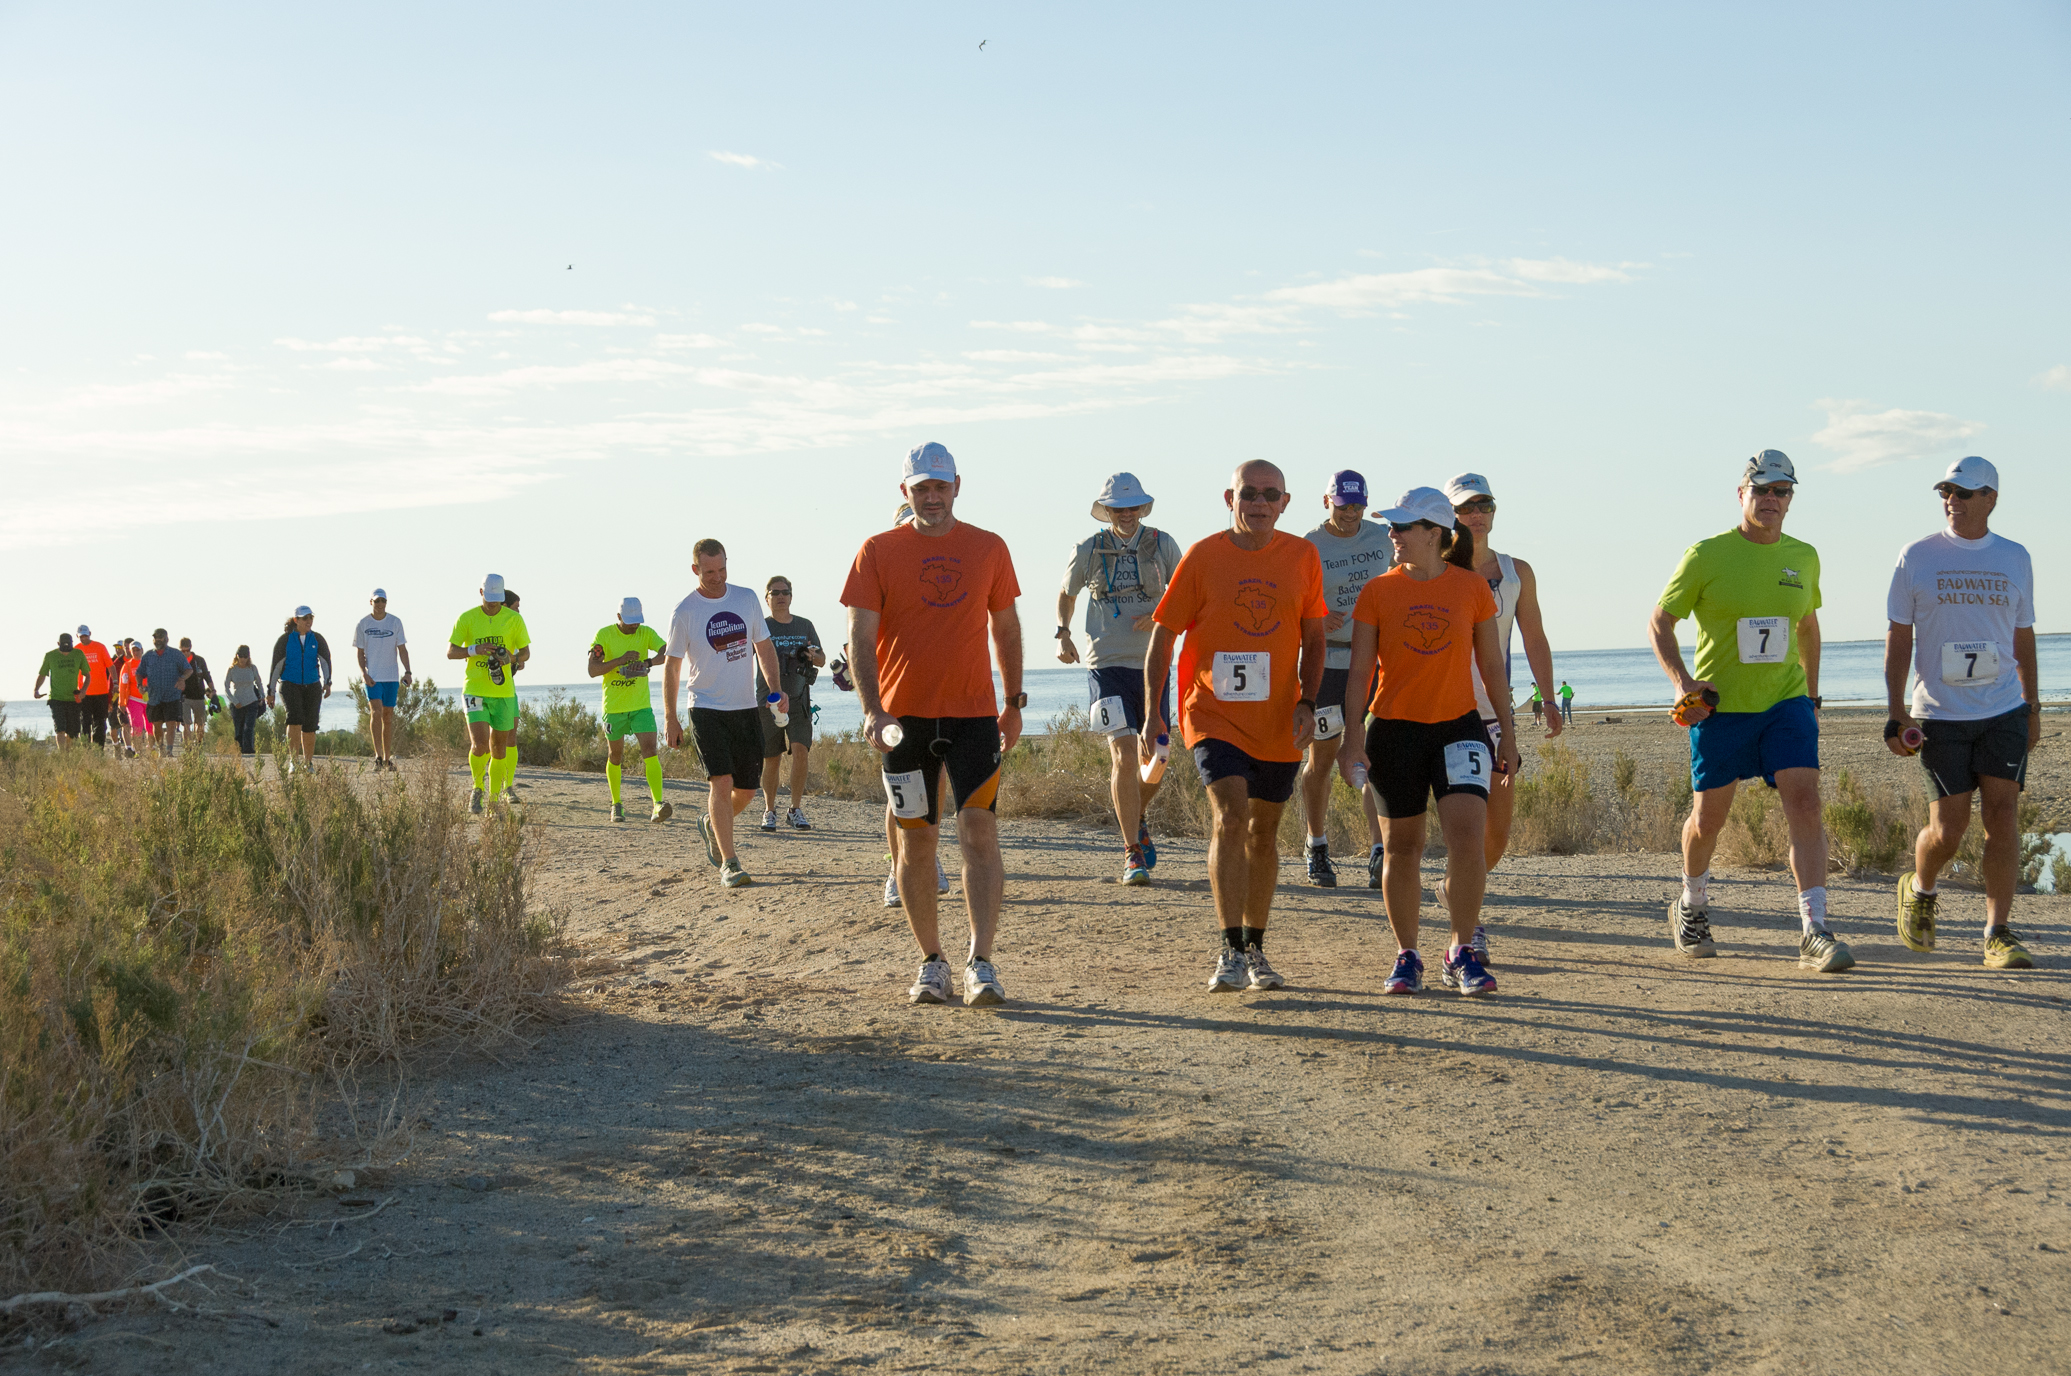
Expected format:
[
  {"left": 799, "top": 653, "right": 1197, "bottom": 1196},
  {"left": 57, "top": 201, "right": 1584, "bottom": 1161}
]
[
  {"left": 1087, "top": 665, "right": 1172, "bottom": 739},
  {"left": 365, "top": 680, "right": 399, "bottom": 708},
  {"left": 1191, "top": 738, "right": 1301, "bottom": 806},
  {"left": 1689, "top": 695, "right": 1819, "bottom": 792}
]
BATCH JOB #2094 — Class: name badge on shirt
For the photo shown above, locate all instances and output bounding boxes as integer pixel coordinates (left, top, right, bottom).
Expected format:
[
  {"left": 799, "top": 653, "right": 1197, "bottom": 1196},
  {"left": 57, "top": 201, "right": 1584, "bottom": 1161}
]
[
  {"left": 1736, "top": 616, "right": 1788, "bottom": 664},
  {"left": 1940, "top": 640, "right": 2000, "bottom": 687},
  {"left": 1211, "top": 651, "right": 1270, "bottom": 702}
]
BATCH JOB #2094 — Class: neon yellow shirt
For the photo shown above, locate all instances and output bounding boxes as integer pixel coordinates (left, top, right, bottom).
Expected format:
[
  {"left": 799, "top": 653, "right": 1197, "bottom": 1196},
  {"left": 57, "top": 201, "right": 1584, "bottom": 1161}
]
[
  {"left": 592, "top": 623, "right": 664, "bottom": 715},
  {"left": 449, "top": 606, "right": 531, "bottom": 698},
  {"left": 1657, "top": 529, "right": 1821, "bottom": 714}
]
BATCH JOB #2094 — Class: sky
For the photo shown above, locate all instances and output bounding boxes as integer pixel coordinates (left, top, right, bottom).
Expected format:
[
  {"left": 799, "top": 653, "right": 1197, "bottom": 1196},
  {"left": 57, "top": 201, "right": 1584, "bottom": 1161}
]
[{"left": 4, "top": 2, "right": 2068, "bottom": 687}]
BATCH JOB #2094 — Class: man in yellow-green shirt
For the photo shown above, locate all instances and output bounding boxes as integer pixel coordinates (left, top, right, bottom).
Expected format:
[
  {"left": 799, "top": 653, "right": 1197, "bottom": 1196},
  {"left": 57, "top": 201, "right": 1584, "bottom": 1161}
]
[
  {"left": 588, "top": 596, "right": 673, "bottom": 824},
  {"left": 448, "top": 572, "right": 531, "bottom": 814}
]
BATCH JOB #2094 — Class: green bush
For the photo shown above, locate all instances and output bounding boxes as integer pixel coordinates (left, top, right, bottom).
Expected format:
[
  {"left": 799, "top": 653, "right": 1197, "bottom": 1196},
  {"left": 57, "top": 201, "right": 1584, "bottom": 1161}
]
[{"left": 1513, "top": 744, "right": 1602, "bottom": 855}]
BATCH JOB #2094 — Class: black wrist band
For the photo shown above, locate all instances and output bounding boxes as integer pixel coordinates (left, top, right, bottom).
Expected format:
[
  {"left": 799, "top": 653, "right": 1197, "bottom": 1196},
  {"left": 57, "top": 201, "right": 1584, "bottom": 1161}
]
[{"left": 1296, "top": 697, "right": 1316, "bottom": 711}]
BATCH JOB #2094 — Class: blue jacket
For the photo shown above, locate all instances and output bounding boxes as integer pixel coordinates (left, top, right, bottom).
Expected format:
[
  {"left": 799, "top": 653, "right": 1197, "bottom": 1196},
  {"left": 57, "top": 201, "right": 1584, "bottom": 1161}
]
[{"left": 269, "top": 630, "right": 332, "bottom": 690}]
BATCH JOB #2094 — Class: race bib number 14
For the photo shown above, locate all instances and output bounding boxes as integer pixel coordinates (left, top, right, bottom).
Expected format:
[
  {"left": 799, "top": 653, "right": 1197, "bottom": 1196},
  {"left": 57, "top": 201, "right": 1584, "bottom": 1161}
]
[
  {"left": 1736, "top": 616, "right": 1788, "bottom": 664},
  {"left": 1211, "top": 651, "right": 1270, "bottom": 702}
]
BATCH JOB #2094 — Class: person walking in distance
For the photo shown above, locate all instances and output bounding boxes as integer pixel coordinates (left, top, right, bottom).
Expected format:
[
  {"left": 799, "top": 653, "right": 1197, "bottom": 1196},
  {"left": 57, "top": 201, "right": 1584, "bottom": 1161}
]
[
  {"left": 1649, "top": 450, "right": 1853, "bottom": 973},
  {"left": 74, "top": 626, "right": 114, "bottom": 751},
  {"left": 1558, "top": 680, "right": 1575, "bottom": 724},
  {"left": 1435, "top": 472, "right": 1563, "bottom": 956},
  {"left": 1529, "top": 686, "right": 1544, "bottom": 725},
  {"left": 1146, "top": 460, "right": 1327, "bottom": 994},
  {"left": 224, "top": 645, "right": 265, "bottom": 761},
  {"left": 756, "top": 576, "right": 826, "bottom": 832},
  {"left": 1296, "top": 469, "right": 1393, "bottom": 889},
  {"left": 354, "top": 589, "right": 413, "bottom": 771},
  {"left": 665, "top": 541, "right": 789, "bottom": 889},
  {"left": 1887, "top": 457, "right": 2043, "bottom": 969},
  {"left": 589, "top": 596, "right": 672, "bottom": 824},
  {"left": 844, "top": 441, "right": 1024, "bottom": 1007},
  {"left": 33, "top": 631, "right": 89, "bottom": 748},
  {"left": 1335, "top": 488, "right": 1518, "bottom": 996},
  {"left": 1057, "top": 472, "right": 1184, "bottom": 886},
  {"left": 176, "top": 637, "right": 215, "bottom": 749},
  {"left": 138, "top": 629, "right": 192, "bottom": 757},
  {"left": 268, "top": 607, "right": 333, "bottom": 773},
  {"left": 449, "top": 574, "right": 529, "bottom": 813}
]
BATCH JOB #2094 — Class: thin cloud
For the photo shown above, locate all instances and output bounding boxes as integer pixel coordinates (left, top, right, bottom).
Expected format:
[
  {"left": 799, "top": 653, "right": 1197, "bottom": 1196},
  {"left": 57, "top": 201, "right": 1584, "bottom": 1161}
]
[
  {"left": 653, "top": 333, "right": 725, "bottom": 350},
  {"left": 487, "top": 309, "right": 657, "bottom": 327},
  {"left": 1026, "top": 276, "right": 1084, "bottom": 289},
  {"left": 2040, "top": 364, "right": 2071, "bottom": 392},
  {"left": 1812, "top": 399, "right": 1987, "bottom": 473},
  {"left": 709, "top": 151, "right": 780, "bottom": 169}
]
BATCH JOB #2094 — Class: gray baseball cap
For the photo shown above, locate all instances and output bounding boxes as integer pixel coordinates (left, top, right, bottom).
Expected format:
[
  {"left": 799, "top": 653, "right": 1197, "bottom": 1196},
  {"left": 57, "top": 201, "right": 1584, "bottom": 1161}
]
[{"left": 1742, "top": 450, "right": 1798, "bottom": 486}]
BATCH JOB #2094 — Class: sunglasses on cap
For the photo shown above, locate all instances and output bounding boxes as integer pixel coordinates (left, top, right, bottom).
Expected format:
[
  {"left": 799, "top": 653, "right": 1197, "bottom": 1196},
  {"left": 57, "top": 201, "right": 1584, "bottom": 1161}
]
[
  {"left": 1749, "top": 482, "right": 1794, "bottom": 498},
  {"left": 1235, "top": 486, "right": 1285, "bottom": 503},
  {"left": 1936, "top": 483, "right": 1984, "bottom": 500},
  {"left": 1453, "top": 498, "right": 1496, "bottom": 515}
]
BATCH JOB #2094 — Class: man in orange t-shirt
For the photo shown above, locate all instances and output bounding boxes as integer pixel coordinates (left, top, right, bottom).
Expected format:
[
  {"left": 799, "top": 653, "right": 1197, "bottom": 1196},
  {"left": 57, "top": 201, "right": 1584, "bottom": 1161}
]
[
  {"left": 1147, "top": 459, "right": 1326, "bottom": 995},
  {"left": 843, "top": 441, "right": 1024, "bottom": 1010},
  {"left": 74, "top": 626, "right": 115, "bottom": 749}
]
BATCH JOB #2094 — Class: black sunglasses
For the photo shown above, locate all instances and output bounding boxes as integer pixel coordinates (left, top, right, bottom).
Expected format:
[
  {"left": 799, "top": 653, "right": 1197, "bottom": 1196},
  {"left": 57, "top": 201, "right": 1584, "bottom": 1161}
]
[
  {"left": 1236, "top": 486, "right": 1285, "bottom": 503},
  {"left": 1749, "top": 482, "right": 1795, "bottom": 498},
  {"left": 1454, "top": 498, "right": 1496, "bottom": 515},
  {"left": 1936, "top": 484, "right": 1984, "bottom": 500},
  {"left": 1389, "top": 520, "right": 1441, "bottom": 534}
]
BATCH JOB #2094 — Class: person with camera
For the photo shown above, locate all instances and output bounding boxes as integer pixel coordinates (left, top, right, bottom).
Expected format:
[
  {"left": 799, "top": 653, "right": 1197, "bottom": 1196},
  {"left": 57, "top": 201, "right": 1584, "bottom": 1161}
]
[
  {"left": 588, "top": 595, "right": 672, "bottom": 823},
  {"left": 757, "top": 575, "right": 825, "bottom": 831},
  {"left": 448, "top": 574, "right": 530, "bottom": 813}
]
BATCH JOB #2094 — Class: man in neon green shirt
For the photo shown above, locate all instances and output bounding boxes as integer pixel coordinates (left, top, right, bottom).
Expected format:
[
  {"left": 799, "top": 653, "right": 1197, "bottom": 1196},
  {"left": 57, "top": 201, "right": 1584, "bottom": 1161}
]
[
  {"left": 448, "top": 573, "right": 531, "bottom": 814},
  {"left": 588, "top": 596, "right": 672, "bottom": 824},
  {"left": 1648, "top": 450, "right": 1850, "bottom": 974}
]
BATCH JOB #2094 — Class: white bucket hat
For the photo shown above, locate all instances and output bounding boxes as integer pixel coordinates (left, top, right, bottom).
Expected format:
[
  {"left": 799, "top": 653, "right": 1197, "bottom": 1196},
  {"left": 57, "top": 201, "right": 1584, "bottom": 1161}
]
[{"left": 1091, "top": 471, "right": 1155, "bottom": 522}]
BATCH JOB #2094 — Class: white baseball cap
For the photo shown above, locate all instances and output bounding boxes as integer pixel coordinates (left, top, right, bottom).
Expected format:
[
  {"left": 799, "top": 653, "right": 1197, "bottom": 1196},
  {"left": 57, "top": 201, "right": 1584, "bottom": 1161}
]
[
  {"left": 1091, "top": 471, "right": 1155, "bottom": 522},
  {"left": 1742, "top": 449, "right": 1798, "bottom": 486},
  {"left": 1938, "top": 455, "right": 1998, "bottom": 492},
  {"left": 901, "top": 441, "right": 957, "bottom": 484},
  {"left": 370, "top": 587, "right": 388, "bottom": 600},
  {"left": 1443, "top": 472, "right": 1494, "bottom": 504},
  {"left": 1376, "top": 487, "right": 1456, "bottom": 528},
  {"left": 294, "top": 605, "right": 313, "bottom": 617},
  {"left": 619, "top": 596, "right": 644, "bottom": 625},
  {"left": 482, "top": 573, "right": 506, "bottom": 603}
]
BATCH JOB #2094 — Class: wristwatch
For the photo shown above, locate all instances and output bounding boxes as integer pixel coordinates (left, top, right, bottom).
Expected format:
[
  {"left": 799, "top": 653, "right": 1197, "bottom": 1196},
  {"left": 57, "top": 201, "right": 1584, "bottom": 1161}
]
[
  {"left": 1054, "top": 626, "right": 1072, "bottom": 640},
  {"left": 1005, "top": 692, "right": 1029, "bottom": 709}
]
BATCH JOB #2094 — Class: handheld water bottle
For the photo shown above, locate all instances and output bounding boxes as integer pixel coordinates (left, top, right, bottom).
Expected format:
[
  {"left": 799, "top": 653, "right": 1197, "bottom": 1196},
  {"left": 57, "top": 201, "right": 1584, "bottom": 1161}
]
[
  {"left": 766, "top": 692, "right": 788, "bottom": 728},
  {"left": 1349, "top": 762, "right": 1370, "bottom": 791},
  {"left": 1140, "top": 733, "right": 1170, "bottom": 786},
  {"left": 879, "top": 720, "right": 905, "bottom": 749}
]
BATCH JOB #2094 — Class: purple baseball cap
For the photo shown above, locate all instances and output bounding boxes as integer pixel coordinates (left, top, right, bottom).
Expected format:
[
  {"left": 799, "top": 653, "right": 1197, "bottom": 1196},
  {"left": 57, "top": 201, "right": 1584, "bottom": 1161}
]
[{"left": 1327, "top": 470, "right": 1369, "bottom": 507}]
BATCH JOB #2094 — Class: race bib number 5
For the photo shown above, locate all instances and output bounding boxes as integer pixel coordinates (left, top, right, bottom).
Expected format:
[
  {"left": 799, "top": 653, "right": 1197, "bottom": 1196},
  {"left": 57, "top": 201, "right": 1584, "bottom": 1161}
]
[
  {"left": 883, "top": 768, "right": 929, "bottom": 820},
  {"left": 1211, "top": 651, "right": 1270, "bottom": 702},
  {"left": 1736, "top": 616, "right": 1788, "bottom": 664},
  {"left": 1444, "top": 740, "right": 1491, "bottom": 789},
  {"left": 1940, "top": 640, "right": 2000, "bottom": 686}
]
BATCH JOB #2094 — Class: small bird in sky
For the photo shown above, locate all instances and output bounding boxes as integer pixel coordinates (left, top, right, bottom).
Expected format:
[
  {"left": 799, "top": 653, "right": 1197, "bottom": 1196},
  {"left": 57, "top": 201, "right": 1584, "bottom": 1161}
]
[
  {"left": 978, "top": 39, "right": 986, "bottom": 50},
  {"left": 567, "top": 264, "right": 573, "bottom": 270}
]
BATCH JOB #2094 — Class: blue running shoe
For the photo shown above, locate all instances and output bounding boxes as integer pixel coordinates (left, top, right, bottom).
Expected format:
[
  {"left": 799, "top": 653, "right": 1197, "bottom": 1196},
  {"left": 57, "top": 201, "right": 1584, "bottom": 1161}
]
[
  {"left": 1383, "top": 949, "right": 1423, "bottom": 995},
  {"left": 1442, "top": 944, "right": 1497, "bottom": 996},
  {"left": 1138, "top": 820, "right": 1157, "bottom": 871}
]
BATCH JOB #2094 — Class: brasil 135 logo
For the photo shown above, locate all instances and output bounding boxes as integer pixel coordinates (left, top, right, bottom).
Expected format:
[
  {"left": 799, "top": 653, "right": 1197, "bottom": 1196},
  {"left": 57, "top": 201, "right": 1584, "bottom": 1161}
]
[{"left": 920, "top": 557, "right": 966, "bottom": 607}]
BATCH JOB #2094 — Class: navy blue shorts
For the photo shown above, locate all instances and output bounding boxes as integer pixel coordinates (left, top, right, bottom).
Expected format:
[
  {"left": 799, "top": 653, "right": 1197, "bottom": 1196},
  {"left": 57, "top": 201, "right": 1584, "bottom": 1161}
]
[
  {"left": 1088, "top": 666, "right": 1172, "bottom": 739},
  {"left": 1689, "top": 695, "right": 1819, "bottom": 792},
  {"left": 365, "top": 680, "right": 399, "bottom": 708},
  {"left": 1191, "top": 738, "right": 1301, "bottom": 806}
]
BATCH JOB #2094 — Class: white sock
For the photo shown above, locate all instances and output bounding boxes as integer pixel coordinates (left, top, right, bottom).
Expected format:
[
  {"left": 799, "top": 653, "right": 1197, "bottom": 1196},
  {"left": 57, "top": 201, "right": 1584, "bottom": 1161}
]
[
  {"left": 1681, "top": 869, "right": 1709, "bottom": 907},
  {"left": 1913, "top": 879, "right": 1937, "bottom": 895},
  {"left": 1799, "top": 886, "right": 1828, "bottom": 932},
  {"left": 1307, "top": 834, "right": 1328, "bottom": 849}
]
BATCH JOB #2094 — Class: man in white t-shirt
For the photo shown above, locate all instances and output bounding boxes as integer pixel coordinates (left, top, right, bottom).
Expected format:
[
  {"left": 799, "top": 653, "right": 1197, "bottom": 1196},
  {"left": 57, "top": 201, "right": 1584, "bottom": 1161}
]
[
  {"left": 1297, "top": 469, "right": 1394, "bottom": 888},
  {"left": 664, "top": 539, "right": 789, "bottom": 889},
  {"left": 353, "top": 589, "right": 413, "bottom": 772},
  {"left": 1884, "top": 456, "right": 2042, "bottom": 970}
]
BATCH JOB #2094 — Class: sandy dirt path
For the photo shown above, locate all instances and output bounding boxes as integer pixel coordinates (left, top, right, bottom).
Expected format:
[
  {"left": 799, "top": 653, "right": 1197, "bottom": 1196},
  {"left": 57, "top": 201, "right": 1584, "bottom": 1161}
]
[{"left": 29, "top": 720, "right": 2071, "bottom": 1376}]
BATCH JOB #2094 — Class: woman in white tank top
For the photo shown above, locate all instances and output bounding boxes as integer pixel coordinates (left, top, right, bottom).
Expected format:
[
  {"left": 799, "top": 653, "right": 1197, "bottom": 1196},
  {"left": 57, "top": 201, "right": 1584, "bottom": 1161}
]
[{"left": 1442, "top": 474, "right": 1562, "bottom": 947}]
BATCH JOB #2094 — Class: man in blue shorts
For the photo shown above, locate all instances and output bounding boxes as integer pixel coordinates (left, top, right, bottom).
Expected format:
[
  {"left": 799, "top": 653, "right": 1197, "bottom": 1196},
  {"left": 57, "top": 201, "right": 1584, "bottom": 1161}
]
[
  {"left": 1058, "top": 472, "right": 1184, "bottom": 885},
  {"left": 354, "top": 589, "right": 413, "bottom": 771},
  {"left": 1648, "top": 450, "right": 1852, "bottom": 973}
]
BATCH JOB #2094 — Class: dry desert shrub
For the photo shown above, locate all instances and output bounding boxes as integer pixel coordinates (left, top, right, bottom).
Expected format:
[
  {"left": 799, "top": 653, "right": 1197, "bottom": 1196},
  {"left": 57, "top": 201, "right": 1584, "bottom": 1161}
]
[
  {"left": 1822, "top": 770, "right": 1921, "bottom": 876},
  {"left": 1717, "top": 785, "right": 1793, "bottom": 869},
  {"left": 1510, "top": 745, "right": 1603, "bottom": 855},
  {"left": 0, "top": 747, "right": 563, "bottom": 1306},
  {"left": 1602, "top": 750, "right": 1690, "bottom": 853}
]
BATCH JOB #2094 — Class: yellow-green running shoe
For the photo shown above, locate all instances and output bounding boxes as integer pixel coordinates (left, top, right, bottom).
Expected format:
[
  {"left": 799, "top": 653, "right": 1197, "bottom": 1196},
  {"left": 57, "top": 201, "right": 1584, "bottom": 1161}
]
[
  {"left": 1983, "top": 927, "right": 2034, "bottom": 969},
  {"left": 1896, "top": 871, "right": 1937, "bottom": 953}
]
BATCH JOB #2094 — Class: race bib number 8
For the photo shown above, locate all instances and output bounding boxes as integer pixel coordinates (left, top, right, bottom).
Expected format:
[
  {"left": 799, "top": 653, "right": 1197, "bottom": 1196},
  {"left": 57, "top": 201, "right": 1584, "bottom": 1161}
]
[
  {"left": 1211, "top": 651, "right": 1270, "bottom": 702},
  {"left": 1736, "top": 616, "right": 1788, "bottom": 664},
  {"left": 1313, "top": 704, "right": 1344, "bottom": 740},
  {"left": 1443, "top": 740, "right": 1491, "bottom": 789},
  {"left": 1091, "top": 694, "right": 1128, "bottom": 734},
  {"left": 882, "top": 768, "right": 929, "bottom": 820},
  {"left": 1940, "top": 640, "right": 2000, "bottom": 687}
]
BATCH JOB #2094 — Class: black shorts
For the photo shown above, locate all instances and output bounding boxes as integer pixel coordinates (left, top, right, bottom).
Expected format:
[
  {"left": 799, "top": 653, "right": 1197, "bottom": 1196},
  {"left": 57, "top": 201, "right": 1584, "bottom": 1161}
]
[
  {"left": 691, "top": 706, "right": 764, "bottom": 788},
  {"left": 280, "top": 681, "right": 323, "bottom": 731},
  {"left": 883, "top": 715, "right": 1001, "bottom": 827},
  {"left": 78, "top": 694, "right": 110, "bottom": 743},
  {"left": 1191, "top": 738, "right": 1301, "bottom": 806},
  {"left": 759, "top": 688, "right": 813, "bottom": 755},
  {"left": 1086, "top": 666, "right": 1172, "bottom": 738},
  {"left": 1316, "top": 663, "right": 1379, "bottom": 746},
  {"left": 146, "top": 700, "right": 184, "bottom": 725},
  {"left": 48, "top": 700, "right": 82, "bottom": 736},
  {"left": 1919, "top": 707, "right": 2029, "bottom": 799},
  {"left": 1364, "top": 710, "right": 1495, "bottom": 819}
]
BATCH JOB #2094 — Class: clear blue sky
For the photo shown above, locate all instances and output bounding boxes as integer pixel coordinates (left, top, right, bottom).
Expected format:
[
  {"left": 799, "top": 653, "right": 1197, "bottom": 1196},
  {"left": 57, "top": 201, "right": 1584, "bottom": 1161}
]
[{"left": 5, "top": 2, "right": 2067, "bottom": 684}]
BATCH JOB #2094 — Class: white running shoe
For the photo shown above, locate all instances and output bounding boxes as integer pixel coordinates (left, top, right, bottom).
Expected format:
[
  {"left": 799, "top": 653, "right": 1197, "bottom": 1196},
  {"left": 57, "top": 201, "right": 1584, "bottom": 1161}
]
[
  {"left": 759, "top": 809, "right": 778, "bottom": 832},
  {"left": 1244, "top": 948, "right": 1284, "bottom": 991},
  {"left": 908, "top": 956, "right": 952, "bottom": 1005},
  {"left": 963, "top": 958, "right": 1006, "bottom": 1007},
  {"left": 787, "top": 807, "right": 811, "bottom": 830},
  {"left": 1208, "top": 946, "right": 1247, "bottom": 993},
  {"left": 936, "top": 857, "right": 950, "bottom": 894},
  {"left": 883, "top": 869, "right": 901, "bottom": 908}
]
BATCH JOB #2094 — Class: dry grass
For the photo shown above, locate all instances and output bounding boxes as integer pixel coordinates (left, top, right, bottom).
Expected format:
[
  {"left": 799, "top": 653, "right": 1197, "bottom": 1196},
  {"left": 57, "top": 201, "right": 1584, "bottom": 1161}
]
[{"left": 0, "top": 747, "right": 564, "bottom": 1310}]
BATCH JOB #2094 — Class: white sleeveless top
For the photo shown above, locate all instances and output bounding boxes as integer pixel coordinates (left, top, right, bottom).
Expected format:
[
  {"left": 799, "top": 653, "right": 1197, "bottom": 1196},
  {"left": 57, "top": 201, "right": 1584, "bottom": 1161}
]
[{"left": 1470, "top": 551, "right": 1520, "bottom": 719}]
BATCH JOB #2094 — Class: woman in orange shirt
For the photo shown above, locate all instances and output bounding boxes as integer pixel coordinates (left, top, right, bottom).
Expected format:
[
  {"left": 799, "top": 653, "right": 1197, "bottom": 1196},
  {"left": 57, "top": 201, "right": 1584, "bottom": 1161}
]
[
  {"left": 113, "top": 639, "right": 145, "bottom": 757},
  {"left": 1336, "top": 488, "right": 1521, "bottom": 999}
]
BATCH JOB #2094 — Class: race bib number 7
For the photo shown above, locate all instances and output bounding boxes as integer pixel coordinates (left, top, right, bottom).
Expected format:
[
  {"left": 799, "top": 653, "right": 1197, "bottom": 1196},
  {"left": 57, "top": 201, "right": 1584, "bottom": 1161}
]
[
  {"left": 1736, "top": 616, "right": 1788, "bottom": 664},
  {"left": 1940, "top": 640, "right": 2000, "bottom": 687},
  {"left": 1211, "top": 651, "right": 1270, "bottom": 702},
  {"left": 883, "top": 768, "right": 929, "bottom": 820}
]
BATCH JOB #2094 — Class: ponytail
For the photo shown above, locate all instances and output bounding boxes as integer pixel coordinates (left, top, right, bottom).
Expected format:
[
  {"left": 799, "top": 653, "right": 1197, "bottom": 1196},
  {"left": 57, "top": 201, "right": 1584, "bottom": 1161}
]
[
  {"left": 1442, "top": 522, "right": 1476, "bottom": 571},
  {"left": 282, "top": 617, "right": 299, "bottom": 634}
]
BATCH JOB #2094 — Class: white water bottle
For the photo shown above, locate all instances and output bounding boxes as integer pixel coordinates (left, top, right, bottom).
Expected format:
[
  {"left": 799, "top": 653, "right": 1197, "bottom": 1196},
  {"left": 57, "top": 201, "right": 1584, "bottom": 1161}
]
[
  {"left": 1140, "top": 733, "right": 1170, "bottom": 786},
  {"left": 879, "top": 720, "right": 904, "bottom": 749},
  {"left": 1349, "top": 762, "right": 1369, "bottom": 791},
  {"left": 766, "top": 692, "right": 788, "bottom": 728}
]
